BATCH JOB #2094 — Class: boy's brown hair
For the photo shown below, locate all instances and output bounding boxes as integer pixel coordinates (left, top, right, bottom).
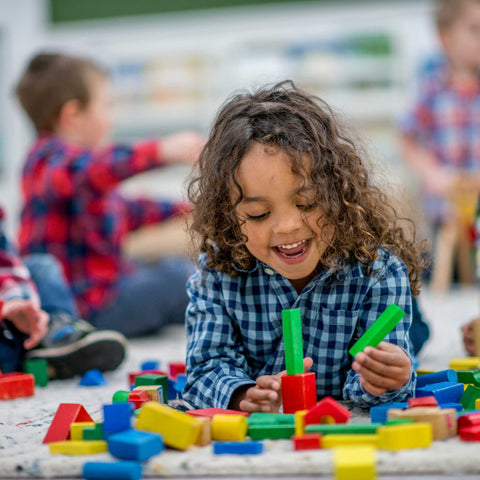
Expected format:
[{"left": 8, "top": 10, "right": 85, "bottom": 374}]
[
  {"left": 435, "top": 0, "right": 480, "bottom": 31},
  {"left": 15, "top": 52, "right": 106, "bottom": 133},
  {"left": 188, "top": 81, "right": 425, "bottom": 295}
]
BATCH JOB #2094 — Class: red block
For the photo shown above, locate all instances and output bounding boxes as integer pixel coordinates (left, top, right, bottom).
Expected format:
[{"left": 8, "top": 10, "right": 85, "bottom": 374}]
[
  {"left": 128, "top": 369, "right": 168, "bottom": 386},
  {"left": 169, "top": 362, "right": 186, "bottom": 380},
  {"left": 293, "top": 433, "right": 322, "bottom": 450},
  {"left": 408, "top": 396, "right": 438, "bottom": 408},
  {"left": 459, "top": 424, "right": 480, "bottom": 441},
  {"left": 128, "top": 389, "right": 150, "bottom": 409},
  {"left": 186, "top": 408, "right": 250, "bottom": 418},
  {"left": 304, "top": 396, "right": 351, "bottom": 425},
  {"left": 0, "top": 372, "right": 34, "bottom": 400},
  {"left": 458, "top": 412, "right": 480, "bottom": 430},
  {"left": 43, "top": 403, "right": 93, "bottom": 443},
  {"left": 281, "top": 372, "right": 317, "bottom": 414}
]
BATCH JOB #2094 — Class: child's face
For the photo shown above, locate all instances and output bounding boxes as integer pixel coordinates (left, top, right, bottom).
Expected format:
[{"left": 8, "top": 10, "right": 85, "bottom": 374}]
[
  {"left": 74, "top": 74, "right": 113, "bottom": 149},
  {"left": 440, "top": 1, "right": 480, "bottom": 73},
  {"left": 235, "top": 142, "right": 333, "bottom": 292}
]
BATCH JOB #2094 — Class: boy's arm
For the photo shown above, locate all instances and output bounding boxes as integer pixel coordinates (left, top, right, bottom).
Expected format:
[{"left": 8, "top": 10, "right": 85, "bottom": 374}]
[
  {"left": 183, "top": 265, "right": 256, "bottom": 410},
  {"left": 122, "top": 197, "right": 190, "bottom": 232},
  {"left": 342, "top": 260, "right": 416, "bottom": 408}
]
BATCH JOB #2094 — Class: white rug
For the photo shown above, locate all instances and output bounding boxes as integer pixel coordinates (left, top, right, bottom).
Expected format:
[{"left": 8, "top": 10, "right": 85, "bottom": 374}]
[{"left": 1, "top": 287, "right": 479, "bottom": 478}]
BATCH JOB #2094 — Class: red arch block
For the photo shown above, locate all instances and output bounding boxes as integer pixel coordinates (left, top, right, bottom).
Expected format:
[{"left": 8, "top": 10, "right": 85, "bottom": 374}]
[
  {"left": 43, "top": 403, "right": 93, "bottom": 444},
  {"left": 304, "top": 396, "right": 351, "bottom": 425}
]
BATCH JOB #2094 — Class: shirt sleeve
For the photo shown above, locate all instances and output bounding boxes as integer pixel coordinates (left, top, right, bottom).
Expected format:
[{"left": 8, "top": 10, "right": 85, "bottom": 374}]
[
  {"left": 0, "top": 209, "right": 39, "bottom": 303},
  {"left": 31, "top": 141, "right": 166, "bottom": 200},
  {"left": 342, "top": 257, "right": 416, "bottom": 408},
  {"left": 123, "top": 197, "right": 189, "bottom": 232},
  {"left": 183, "top": 263, "right": 256, "bottom": 409}
]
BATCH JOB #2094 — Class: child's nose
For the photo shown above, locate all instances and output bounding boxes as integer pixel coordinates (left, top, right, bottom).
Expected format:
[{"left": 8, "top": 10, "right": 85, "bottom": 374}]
[{"left": 272, "top": 210, "right": 303, "bottom": 234}]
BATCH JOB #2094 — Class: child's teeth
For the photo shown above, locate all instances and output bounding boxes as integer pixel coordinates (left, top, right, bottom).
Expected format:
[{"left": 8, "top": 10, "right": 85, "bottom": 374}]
[{"left": 279, "top": 240, "right": 306, "bottom": 249}]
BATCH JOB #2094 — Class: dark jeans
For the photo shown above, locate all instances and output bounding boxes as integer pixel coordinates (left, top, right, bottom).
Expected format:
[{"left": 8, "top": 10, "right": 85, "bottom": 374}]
[
  {"left": 0, "top": 254, "right": 77, "bottom": 373},
  {"left": 409, "top": 296, "right": 430, "bottom": 357},
  {"left": 89, "top": 256, "right": 194, "bottom": 338}
]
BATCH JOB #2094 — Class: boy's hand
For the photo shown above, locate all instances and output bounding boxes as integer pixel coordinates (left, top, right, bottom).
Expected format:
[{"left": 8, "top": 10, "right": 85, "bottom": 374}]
[
  {"left": 351, "top": 342, "right": 411, "bottom": 396},
  {"left": 160, "top": 131, "right": 205, "bottom": 166},
  {"left": 238, "top": 357, "right": 313, "bottom": 413},
  {"left": 462, "top": 320, "right": 476, "bottom": 356},
  {"left": 2, "top": 299, "right": 49, "bottom": 349}
]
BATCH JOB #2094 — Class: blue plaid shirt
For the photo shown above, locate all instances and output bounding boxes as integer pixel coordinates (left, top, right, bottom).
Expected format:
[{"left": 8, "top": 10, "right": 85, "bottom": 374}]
[{"left": 184, "top": 248, "right": 416, "bottom": 410}]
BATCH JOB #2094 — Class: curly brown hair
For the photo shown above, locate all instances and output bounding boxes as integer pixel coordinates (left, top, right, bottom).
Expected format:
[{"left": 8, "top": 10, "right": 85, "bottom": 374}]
[{"left": 187, "top": 81, "right": 424, "bottom": 295}]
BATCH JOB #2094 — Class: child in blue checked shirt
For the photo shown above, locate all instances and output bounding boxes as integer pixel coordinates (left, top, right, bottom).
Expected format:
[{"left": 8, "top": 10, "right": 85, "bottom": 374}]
[{"left": 183, "top": 81, "right": 426, "bottom": 411}]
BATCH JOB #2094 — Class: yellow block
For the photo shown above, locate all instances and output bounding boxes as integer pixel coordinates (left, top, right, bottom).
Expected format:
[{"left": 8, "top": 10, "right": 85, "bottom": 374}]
[
  {"left": 449, "top": 358, "right": 480, "bottom": 371},
  {"left": 195, "top": 416, "right": 212, "bottom": 446},
  {"left": 416, "top": 369, "right": 434, "bottom": 376},
  {"left": 211, "top": 414, "right": 247, "bottom": 441},
  {"left": 49, "top": 440, "right": 107, "bottom": 455},
  {"left": 70, "top": 422, "right": 95, "bottom": 441},
  {"left": 378, "top": 422, "right": 432, "bottom": 450},
  {"left": 476, "top": 398, "right": 480, "bottom": 410},
  {"left": 136, "top": 401, "right": 202, "bottom": 450},
  {"left": 295, "top": 410, "right": 308, "bottom": 436},
  {"left": 333, "top": 446, "right": 376, "bottom": 480},
  {"left": 322, "top": 434, "right": 378, "bottom": 449}
]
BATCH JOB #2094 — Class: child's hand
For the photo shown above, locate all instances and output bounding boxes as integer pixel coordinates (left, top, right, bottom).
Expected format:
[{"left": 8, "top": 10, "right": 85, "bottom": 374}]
[
  {"left": 160, "top": 131, "right": 205, "bottom": 166},
  {"left": 351, "top": 342, "right": 411, "bottom": 396},
  {"left": 238, "top": 357, "right": 313, "bottom": 413},
  {"left": 462, "top": 320, "right": 476, "bottom": 356},
  {"left": 2, "top": 299, "right": 49, "bottom": 349}
]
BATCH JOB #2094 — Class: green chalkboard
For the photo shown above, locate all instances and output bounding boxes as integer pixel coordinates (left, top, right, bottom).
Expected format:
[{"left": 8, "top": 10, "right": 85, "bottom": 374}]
[{"left": 49, "top": 0, "right": 340, "bottom": 24}]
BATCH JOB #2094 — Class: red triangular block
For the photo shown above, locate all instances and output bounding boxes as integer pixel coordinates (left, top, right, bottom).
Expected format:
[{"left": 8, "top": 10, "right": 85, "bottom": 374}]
[
  {"left": 42, "top": 403, "right": 93, "bottom": 443},
  {"left": 304, "top": 396, "right": 351, "bottom": 425}
]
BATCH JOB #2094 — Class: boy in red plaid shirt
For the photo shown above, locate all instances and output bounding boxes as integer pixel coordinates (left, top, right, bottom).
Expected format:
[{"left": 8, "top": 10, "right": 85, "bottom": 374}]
[
  {"left": 15, "top": 53, "right": 203, "bottom": 337},
  {"left": 0, "top": 205, "right": 126, "bottom": 377}
]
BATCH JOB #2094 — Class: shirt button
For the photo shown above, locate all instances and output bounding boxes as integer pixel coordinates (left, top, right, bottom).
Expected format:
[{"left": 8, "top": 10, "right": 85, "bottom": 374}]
[{"left": 264, "top": 268, "right": 275, "bottom": 275}]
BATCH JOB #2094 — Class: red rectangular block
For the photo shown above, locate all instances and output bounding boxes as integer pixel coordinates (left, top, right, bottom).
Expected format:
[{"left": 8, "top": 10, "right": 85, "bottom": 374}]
[
  {"left": 169, "top": 362, "right": 186, "bottom": 380},
  {"left": 128, "top": 389, "right": 150, "bottom": 409},
  {"left": 0, "top": 372, "right": 34, "bottom": 400},
  {"left": 458, "top": 412, "right": 480, "bottom": 430},
  {"left": 186, "top": 408, "right": 250, "bottom": 418},
  {"left": 281, "top": 372, "right": 317, "bottom": 414},
  {"left": 43, "top": 403, "right": 93, "bottom": 443},
  {"left": 459, "top": 424, "right": 480, "bottom": 441},
  {"left": 128, "top": 369, "right": 168, "bottom": 386},
  {"left": 293, "top": 433, "right": 322, "bottom": 450},
  {"left": 408, "top": 396, "right": 438, "bottom": 408}
]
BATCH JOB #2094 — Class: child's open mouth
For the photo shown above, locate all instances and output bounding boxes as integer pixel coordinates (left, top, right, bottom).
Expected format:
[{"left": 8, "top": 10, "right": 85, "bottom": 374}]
[{"left": 274, "top": 239, "right": 311, "bottom": 262}]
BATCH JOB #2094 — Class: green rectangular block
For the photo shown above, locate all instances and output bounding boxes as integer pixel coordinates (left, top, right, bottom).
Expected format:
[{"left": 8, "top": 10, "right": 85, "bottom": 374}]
[
  {"left": 282, "top": 308, "right": 304, "bottom": 375},
  {"left": 83, "top": 423, "right": 103, "bottom": 440},
  {"left": 23, "top": 358, "right": 49, "bottom": 387},
  {"left": 457, "top": 370, "right": 480, "bottom": 386},
  {"left": 305, "top": 423, "right": 381, "bottom": 435},
  {"left": 460, "top": 384, "right": 480, "bottom": 410},
  {"left": 248, "top": 424, "right": 295, "bottom": 440},
  {"left": 348, "top": 304, "right": 406, "bottom": 357},
  {"left": 247, "top": 413, "right": 295, "bottom": 426},
  {"left": 135, "top": 374, "right": 168, "bottom": 399}
]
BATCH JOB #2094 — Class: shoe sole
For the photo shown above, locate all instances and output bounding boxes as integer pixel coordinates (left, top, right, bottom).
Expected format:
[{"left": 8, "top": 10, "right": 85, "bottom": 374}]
[{"left": 26, "top": 331, "right": 127, "bottom": 380}]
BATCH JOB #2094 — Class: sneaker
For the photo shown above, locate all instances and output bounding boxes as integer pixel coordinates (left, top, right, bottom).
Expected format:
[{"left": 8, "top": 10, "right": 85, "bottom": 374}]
[{"left": 25, "top": 313, "right": 127, "bottom": 380}]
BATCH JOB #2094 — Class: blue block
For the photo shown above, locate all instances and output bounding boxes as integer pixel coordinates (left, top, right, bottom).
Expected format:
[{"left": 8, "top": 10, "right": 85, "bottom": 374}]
[
  {"left": 141, "top": 360, "right": 159, "bottom": 371},
  {"left": 174, "top": 375, "right": 187, "bottom": 399},
  {"left": 213, "top": 441, "right": 264, "bottom": 455},
  {"left": 415, "top": 381, "right": 465, "bottom": 404},
  {"left": 103, "top": 403, "right": 133, "bottom": 433},
  {"left": 79, "top": 369, "right": 107, "bottom": 387},
  {"left": 439, "top": 402, "right": 463, "bottom": 412},
  {"left": 83, "top": 461, "right": 142, "bottom": 480},
  {"left": 369, "top": 402, "right": 408, "bottom": 424},
  {"left": 416, "top": 369, "right": 458, "bottom": 388},
  {"left": 108, "top": 429, "right": 164, "bottom": 461},
  {"left": 167, "top": 378, "right": 178, "bottom": 400}
]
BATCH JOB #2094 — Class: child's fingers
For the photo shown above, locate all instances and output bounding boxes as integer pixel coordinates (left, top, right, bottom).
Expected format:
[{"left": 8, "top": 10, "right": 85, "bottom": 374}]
[
  {"left": 256, "top": 375, "right": 281, "bottom": 391},
  {"left": 362, "top": 343, "right": 409, "bottom": 367},
  {"left": 246, "top": 384, "right": 279, "bottom": 403},
  {"left": 239, "top": 398, "right": 273, "bottom": 413},
  {"left": 359, "top": 376, "right": 387, "bottom": 396},
  {"left": 352, "top": 359, "right": 403, "bottom": 390},
  {"left": 304, "top": 357, "right": 314, "bottom": 371}
]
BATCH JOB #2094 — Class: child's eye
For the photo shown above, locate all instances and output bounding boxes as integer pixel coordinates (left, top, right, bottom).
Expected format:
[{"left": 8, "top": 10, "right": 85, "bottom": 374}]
[
  {"left": 297, "top": 204, "right": 316, "bottom": 211},
  {"left": 246, "top": 212, "right": 269, "bottom": 221}
]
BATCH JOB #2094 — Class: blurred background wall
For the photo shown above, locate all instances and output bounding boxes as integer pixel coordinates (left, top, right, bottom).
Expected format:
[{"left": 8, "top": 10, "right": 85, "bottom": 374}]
[{"left": 0, "top": 0, "right": 437, "bottom": 234}]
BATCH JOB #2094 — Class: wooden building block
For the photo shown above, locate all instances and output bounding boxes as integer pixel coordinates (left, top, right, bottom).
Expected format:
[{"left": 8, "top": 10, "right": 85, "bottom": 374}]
[
  {"left": 136, "top": 402, "right": 202, "bottom": 450},
  {"left": 460, "top": 385, "right": 480, "bottom": 410},
  {"left": 416, "top": 369, "right": 457, "bottom": 388},
  {"left": 128, "top": 370, "right": 167, "bottom": 386},
  {"left": 349, "top": 304, "right": 405, "bottom": 357},
  {"left": 83, "top": 423, "right": 103, "bottom": 441},
  {"left": 169, "top": 362, "right": 186, "bottom": 380},
  {"left": 213, "top": 441, "right": 263, "bottom": 455},
  {"left": 187, "top": 408, "right": 249, "bottom": 418},
  {"left": 408, "top": 396, "right": 438, "bottom": 408},
  {"left": 128, "top": 389, "right": 151, "bottom": 409},
  {"left": 108, "top": 429, "right": 164, "bottom": 461},
  {"left": 387, "top": 407, "right": 457, "bottom": 440},
  {"left": 0, "top": 372, "right": 35, "bottom": 400},
  {"left": 415, "top": 381, "right": 464, "bottom": 404},
  {"left": 304, "top": 396, "right": 351, "bottom": 425},
  {"left": 43, "top": 403, "right": 93, "bottom": 444},
  {"left": 282, "top": 308, "right": 304, "bottom": 375},
  {"left": 281, "top": 372, "right": 317, "bottom": 413},
  {"left": 295, "top": 410, "right": 307, "bottom": 436},
  {"left": 456, "top": 369, "right": 480, "bottom": 386},
  {"left": 459, "top": 424, "right": 480, "bottom": 441},
  {"left": 194, "top": 417, "right": 212, "bottom": 446},
  {"left": 322, "top": 434, "right": 378, "bottom": 449},
  {"left": 49, "top": 440, "right": 107, "bottom": 455},
  {"left": 70, "top": 422, "right": 95, "bottom": 441},
  {"left": 370, "top": 402, "right": 408, "bottom": 424},
  {"left": 247, "top": 413, "right": 294, "bottom": 425},
  {"left": 22, "top": 358, "right": 48, "bottom": 387},
  {"left": 83, "top": 461, "right": 142, "bottom": 480},
  {"left": 378, "top": 423, "right": 433, "bottom": 450},
  {"left": 458, "top": 412, "right": 480, "bottom": 430},
  {"left": 132, "top": 385, "right": 162, "bottom": 403},
  {"left": 248, "top": 424, "right": 295, "bottom": 440},
  {"left": 103, "top": 403, "right": 133, "bottom": 433},
  {"left": 211, "top": 414, "right": 248, "bottom": 441},
  {"left": 306, "top": 423, "right": 380, "bottom": 435},
  {"left": 449, "top": 358, "right": 480, "bottom": 371},
  {"left": 333, "top": 446, "right": 376, "bottom": 480},
  {"left": 134, "top": 374, "right": 168, "bottom": 399},
  {"left": 293, "top": 433, "right": 321, "bottom": 450}
]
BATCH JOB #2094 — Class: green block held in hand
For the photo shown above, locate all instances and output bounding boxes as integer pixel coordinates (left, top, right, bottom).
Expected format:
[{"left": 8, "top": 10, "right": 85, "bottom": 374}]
[
  {"left": 348, "top": 304, "right": 406, "bottom": 358},
  {"left": 282, "top": 308, "right": 304, "bottom": 375}
]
